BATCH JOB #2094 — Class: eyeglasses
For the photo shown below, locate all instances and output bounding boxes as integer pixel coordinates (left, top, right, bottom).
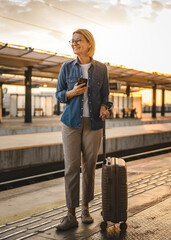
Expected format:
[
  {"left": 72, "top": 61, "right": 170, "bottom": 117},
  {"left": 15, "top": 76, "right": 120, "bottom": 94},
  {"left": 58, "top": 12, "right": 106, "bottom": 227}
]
[{"left": 69, "top": 38, "right": 83, "bottom": 45}]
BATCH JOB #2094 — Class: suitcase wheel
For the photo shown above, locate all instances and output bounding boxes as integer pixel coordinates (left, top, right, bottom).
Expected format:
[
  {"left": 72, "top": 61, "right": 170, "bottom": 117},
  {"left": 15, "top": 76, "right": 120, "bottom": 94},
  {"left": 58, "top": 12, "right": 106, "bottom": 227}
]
[
  {"left": 120, "top": 222, "right": 127, "bottom": 232},
  {"left": 100, "top": 221, "right": 107, "bottom": 231}
]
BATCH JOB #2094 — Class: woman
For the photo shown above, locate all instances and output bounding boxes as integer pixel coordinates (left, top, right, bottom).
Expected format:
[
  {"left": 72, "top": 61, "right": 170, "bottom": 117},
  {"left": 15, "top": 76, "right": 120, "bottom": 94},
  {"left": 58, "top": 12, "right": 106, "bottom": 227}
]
[{"left": 56, "top": 29, "right": 110, "bottom": 231}]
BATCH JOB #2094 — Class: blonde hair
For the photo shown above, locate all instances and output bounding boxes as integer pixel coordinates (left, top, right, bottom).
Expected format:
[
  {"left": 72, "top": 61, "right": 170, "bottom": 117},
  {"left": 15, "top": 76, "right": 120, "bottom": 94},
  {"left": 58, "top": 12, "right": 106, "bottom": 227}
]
[{"left": 73, "top": 29, "right": 95, "bottom": 57}]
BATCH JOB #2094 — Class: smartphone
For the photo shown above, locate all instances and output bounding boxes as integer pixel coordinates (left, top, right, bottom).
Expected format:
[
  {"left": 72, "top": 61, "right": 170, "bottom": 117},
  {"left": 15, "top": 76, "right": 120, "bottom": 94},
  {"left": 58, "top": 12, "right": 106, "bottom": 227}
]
[{"left": 77, "top": 78, "right": 87, "bottom": 87}]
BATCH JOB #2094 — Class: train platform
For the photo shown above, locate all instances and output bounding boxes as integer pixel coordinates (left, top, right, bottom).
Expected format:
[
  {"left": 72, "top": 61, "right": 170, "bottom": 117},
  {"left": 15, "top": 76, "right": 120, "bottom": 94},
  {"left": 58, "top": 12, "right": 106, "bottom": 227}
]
[
  {"left": 0, "top": 113, "right": 171, "bottom": 136},
  {"left": 0, "top": 152, "right": 171, "bottom": 239},
  {"left": 0, "top": 114, "right": 171, "bottom": 175}
]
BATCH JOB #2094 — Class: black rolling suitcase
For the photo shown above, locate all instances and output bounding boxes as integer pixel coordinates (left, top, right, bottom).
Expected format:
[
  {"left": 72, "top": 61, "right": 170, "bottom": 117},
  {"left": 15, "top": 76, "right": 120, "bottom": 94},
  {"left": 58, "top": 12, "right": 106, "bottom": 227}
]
[{"left": 100, "top": 120, "right": 128, "bottom": 232}]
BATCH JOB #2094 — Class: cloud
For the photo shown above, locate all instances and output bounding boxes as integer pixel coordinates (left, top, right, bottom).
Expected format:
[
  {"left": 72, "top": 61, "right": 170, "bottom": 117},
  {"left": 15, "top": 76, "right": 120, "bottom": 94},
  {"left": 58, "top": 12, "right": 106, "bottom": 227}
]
[
  {"left": 0, "top": 1, "right": 64, "bottom": 34},
  {"left": 0, "top": 0, "right": 170, "bottom": 31},
  {"left": 151, "top": 1, "right": 164, "bottom": 11},
  {"left": 0, "top": 0, "right": 31, "bottom": 7},
  {"left": 103, "top": 4, "right": 129, "bottom": 25},
  {"left": 165, "top": 4, "right": 171, "bottom": 9},
  {"left": 0, "top": 0, "right": 171, "bottom": 74},
  {"left": 142, "top": 10, "right": 158, "bottom": 22},
  {"left": 0, "top": 0, "right": 171, "bottom": 50}
]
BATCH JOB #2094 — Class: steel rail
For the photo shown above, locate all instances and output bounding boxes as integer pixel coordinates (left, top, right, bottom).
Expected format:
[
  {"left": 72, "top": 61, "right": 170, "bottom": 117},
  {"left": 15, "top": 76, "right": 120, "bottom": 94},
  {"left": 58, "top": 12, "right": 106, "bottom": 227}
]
[{"left": 0, "top": 146, "right": 171, "bottom": 189}]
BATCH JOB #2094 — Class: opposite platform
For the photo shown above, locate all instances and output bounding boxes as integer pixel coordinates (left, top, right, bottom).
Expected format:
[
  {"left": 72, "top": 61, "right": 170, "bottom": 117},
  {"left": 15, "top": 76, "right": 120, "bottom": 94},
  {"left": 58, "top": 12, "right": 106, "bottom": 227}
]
[
  {"left": 0, "top": 122, "right": 171, "bottom": 173},
  {"left": 0, "top": 114, "right": 171, "bottom": 136}
]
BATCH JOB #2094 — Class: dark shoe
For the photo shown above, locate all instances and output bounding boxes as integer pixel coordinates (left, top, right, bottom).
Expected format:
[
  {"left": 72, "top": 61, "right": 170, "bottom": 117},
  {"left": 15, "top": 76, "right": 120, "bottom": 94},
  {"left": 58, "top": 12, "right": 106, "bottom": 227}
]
[{"left": 56, "top": 212, "right": 78, "bottom": 231}]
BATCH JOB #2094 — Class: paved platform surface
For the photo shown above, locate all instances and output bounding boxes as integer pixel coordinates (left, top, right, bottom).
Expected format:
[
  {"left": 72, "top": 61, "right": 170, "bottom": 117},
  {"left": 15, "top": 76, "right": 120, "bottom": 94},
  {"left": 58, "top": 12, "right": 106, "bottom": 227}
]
[
  {"left": 0, "top": 120, "right": 171, "bottom": 151},
  {"left": 0, "top": 114, "right": 171, "bottom": 136},
  {"left": 0, "top": 114, "right": 171, "bottom": 150},
  {"left": 0, "top": 152, "right": 171, "bottom": 240},
  {"left": 87, "top": 197, "right": 171, "bottom": 240},
  {"left": 0, "top": 115, "right": 171, "bottom": 239}
]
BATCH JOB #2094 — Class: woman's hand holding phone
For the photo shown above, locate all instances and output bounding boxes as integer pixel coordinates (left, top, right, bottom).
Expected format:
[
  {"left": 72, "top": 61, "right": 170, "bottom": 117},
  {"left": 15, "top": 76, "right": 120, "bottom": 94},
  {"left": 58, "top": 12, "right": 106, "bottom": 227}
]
[
  {"left": 73, "top": 82, "right": 88, "bottom": 95},
  {"left": 66, "top": 82, "right": 88, "bottom": 99}
]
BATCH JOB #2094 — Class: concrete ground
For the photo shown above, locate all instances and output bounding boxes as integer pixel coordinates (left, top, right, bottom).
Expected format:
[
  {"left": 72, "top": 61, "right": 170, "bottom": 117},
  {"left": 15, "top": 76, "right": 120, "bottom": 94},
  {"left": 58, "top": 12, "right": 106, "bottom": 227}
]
[
  {"left": 0, "top": 113, "right": 171, "bottom": 136},
  {"left": 1, "top": 121, "right": 171, "bottom": 151},
  {"left": 0, "top": 114, "right": 171, "bottom": 239},
  {"left": 0, "top": 152, "right": 171, "bottom": 239}
]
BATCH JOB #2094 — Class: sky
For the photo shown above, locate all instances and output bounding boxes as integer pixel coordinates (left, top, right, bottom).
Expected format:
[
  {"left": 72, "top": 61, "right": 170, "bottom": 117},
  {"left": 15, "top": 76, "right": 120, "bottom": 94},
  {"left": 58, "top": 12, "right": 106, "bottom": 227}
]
[{"left": 0, "top": 0, "right": 171, "bottom": 75}]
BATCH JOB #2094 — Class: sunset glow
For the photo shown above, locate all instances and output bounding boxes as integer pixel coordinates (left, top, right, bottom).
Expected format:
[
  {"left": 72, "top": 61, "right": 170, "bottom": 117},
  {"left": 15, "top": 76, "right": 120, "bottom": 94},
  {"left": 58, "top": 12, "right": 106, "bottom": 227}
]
[
  {"left": 0, "top": 0, "right": 171, "bottom": 105},
  {"left": 0, "top": 0, "right": 171, "bottom": 75}
]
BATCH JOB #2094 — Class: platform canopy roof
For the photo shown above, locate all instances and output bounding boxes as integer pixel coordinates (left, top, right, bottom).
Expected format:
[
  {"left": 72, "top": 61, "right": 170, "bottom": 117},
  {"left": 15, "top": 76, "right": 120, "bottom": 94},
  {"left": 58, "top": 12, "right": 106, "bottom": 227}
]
[{"left": 0, "top": 42, "right": 171, "bottom": 91}]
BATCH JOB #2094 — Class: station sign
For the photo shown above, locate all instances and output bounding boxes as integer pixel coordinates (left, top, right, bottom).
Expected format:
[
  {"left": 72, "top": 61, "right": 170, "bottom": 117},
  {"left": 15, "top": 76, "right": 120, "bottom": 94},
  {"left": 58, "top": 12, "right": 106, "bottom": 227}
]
[
  {"left": 31, "top": 84, "right": 40, "bottom": 88},
  {"left": 110, "top": 83, "right": 121, "bottom": 90}
]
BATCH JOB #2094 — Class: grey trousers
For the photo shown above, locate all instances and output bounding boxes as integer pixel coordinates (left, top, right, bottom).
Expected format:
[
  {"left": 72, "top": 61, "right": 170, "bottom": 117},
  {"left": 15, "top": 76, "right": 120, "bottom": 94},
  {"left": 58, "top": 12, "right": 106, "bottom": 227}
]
[{"left": 62, "top": 117, "right": 102, "bottom": 208}]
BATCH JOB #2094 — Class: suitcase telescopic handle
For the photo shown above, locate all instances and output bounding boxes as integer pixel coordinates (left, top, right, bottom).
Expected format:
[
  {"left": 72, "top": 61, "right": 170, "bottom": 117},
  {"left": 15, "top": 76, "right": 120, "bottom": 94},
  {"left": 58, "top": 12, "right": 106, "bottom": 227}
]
[
  {"left": 103, "top": 119, "right": 106, "bottom": 164},
  {"left": 102, "top": 101, "right": 113, "bottom": 165}
]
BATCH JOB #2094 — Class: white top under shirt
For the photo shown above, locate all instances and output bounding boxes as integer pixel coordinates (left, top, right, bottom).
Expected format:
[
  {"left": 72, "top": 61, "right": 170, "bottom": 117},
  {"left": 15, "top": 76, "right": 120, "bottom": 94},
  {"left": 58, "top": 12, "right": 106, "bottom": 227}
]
[{"left": 80, "top": 63, "right": 91, "bottom": 117}]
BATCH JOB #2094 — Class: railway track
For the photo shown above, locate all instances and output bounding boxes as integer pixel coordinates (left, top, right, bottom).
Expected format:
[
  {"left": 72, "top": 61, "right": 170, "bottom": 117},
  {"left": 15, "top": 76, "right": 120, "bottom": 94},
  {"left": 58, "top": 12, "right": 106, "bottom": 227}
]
[{"left": 0, "top": 144, "right": 171, "bottom": 191}]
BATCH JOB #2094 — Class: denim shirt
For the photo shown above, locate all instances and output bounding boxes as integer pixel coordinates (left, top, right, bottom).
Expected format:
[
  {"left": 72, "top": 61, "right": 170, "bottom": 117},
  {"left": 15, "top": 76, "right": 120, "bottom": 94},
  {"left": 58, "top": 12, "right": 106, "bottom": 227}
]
[{"left": 56, "top": 57, "right": 109, "bottom": 130}]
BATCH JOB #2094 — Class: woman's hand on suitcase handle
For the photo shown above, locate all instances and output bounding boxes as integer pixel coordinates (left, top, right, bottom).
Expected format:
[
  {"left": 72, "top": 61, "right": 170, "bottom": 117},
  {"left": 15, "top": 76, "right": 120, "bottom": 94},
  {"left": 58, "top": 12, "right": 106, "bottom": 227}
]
[{"left": 100, "top": 106, "right": 110, "bottom": 120}]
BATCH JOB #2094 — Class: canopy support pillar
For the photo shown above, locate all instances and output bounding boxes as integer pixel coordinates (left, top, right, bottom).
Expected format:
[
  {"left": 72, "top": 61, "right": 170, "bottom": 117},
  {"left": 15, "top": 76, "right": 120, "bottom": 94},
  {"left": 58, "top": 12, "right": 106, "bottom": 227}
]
[
  {"left": 126, "top": 85, "right": 130, "bottom": 108},
  {"left": 161, "top": 88, "right": 165, "bottom": 116},
  {"left": 0, "top": 84, "right": 2, "bottom": 123},
  {"left": 25, "top": 66, "right": 32, "bottom": 123},
  {"left": 152, "top": 84, "right": 157, "bottom": 118}
]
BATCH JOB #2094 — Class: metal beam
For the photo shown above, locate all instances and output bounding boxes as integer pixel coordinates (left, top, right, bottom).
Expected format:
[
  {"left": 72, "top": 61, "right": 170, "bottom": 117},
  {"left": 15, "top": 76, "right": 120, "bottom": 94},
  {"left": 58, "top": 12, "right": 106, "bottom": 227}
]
[
  {"left": 2, "top": 70, "right": 59, "bottom": 79},
  {"left": 0, "top": 54, "right": 42, "bottom": 68}
]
